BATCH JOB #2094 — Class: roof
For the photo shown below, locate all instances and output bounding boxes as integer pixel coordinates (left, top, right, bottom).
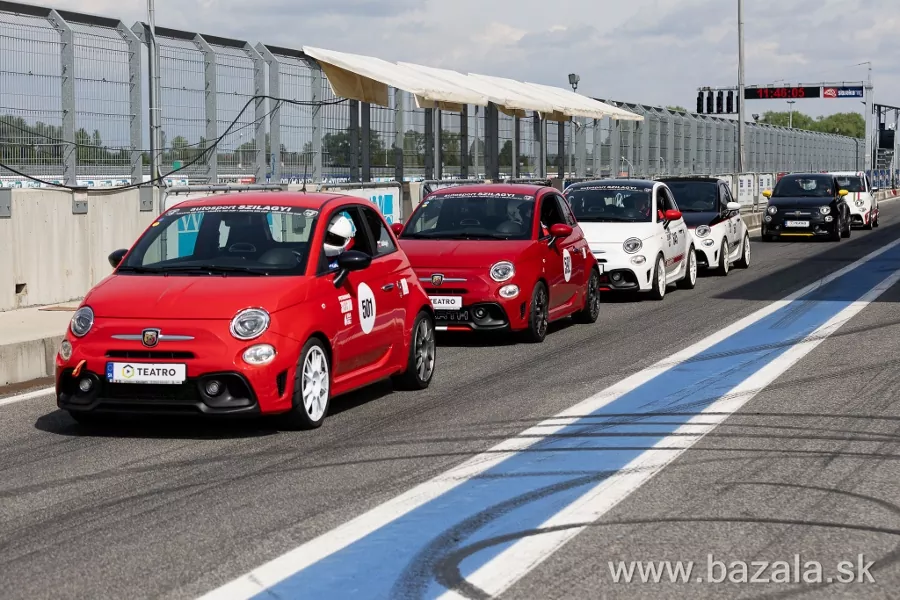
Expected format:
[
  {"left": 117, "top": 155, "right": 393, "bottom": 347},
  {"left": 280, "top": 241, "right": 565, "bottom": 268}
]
[
  {"left": 566, "top": 179, "right": 656, "bottom": 189},
  {"left": 302, "top": 46, "right": 643, "bottom": 122},
  {"left": 166, "top": 191, "right": 348, "bottom": 211},
  {"left": 429, "top": 183, "right": 547, "bottom": 197},
  {"left": 656, "top": 175, "right": 724, "bottom": 183}
]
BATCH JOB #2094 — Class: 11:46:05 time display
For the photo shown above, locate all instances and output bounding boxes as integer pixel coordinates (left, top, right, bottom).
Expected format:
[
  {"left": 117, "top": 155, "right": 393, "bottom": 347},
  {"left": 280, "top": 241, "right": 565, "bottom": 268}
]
[{"left": 744, "top": 86, "right": 821, "bottom": 100}]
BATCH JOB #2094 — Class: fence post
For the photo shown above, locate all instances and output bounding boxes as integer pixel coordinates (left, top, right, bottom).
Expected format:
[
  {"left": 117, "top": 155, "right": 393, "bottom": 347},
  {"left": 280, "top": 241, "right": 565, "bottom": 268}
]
[
  {"left": 115, "top": 22, "right": 144, "bottom": 187},
  {"left": 257, "top": 44, "right": 280, "bottom": 183},
  {"left": 48, "top": 10, "right": 76, "bottom": 186},
  {"left": 309, "top": 62, "right": 323, "bottom": 183},
  {"left": 244, "top": 42, "right": 267, "bottom": 184},
  {"left": 459, "top": 104, "right": 469, "bottom": 179},
  {"left": 194, "top": 34, "right": 217, "bottom": 183}
]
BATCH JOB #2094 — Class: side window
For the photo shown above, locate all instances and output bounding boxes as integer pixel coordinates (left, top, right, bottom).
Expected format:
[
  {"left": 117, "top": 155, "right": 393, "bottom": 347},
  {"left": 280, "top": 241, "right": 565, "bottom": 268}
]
[
  {"left": 556, "top": 194, "right": 578, "bottom": 226},
  {"left": 657, "top": 187, "right": 676, "bottom": 213},
  {"left": 720, "top": 184, "right": 735, "bottom": 211},
  {"left": 317, "top": 206, "right": 375, "bottom": 274},
  {"left": 539, "top": 193, "right": 566, "bottom": 230},
  {"left": 359, "top": 205, "right": 397, "bottom": 257}
]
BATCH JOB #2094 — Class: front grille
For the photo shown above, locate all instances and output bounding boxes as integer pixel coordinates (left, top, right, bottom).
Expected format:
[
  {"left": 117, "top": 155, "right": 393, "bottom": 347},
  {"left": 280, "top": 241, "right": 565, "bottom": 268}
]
[
  {"left": 423, "top": 287, "right": 468, "bottom": 294},
  {"left": 106, "top": 350, "right": 195, "bottom": 359},
  {"left": 102, "top": 382, "right": 200, "bottom": 402}
]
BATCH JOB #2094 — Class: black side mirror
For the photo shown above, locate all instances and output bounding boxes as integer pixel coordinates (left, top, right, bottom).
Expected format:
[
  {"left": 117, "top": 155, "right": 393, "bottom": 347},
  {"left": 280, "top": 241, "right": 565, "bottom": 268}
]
[
  {"left": 108, "top": 248, "right": 128, "bottom": 269},
  {"left": 333, "top": 250, "right": 373, "bottom": 287}
]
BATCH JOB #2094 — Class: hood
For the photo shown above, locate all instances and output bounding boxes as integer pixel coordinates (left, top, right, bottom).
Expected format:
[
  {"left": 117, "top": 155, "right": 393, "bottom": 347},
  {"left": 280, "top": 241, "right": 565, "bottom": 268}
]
[
  {"left": 85, "top": 274, "right": 309, "bottom": 319},
  {"left": 578, "top": 222, "right": 657, "bottom": 245},
  {"left": 680, "top": 211, "right": 718, "bottom": 228},
  {"left": 399, "top": 239, "right": 534, "bottom": 269},
  {"left": 767, "top": 196, "right": 836, "bottom": 208}
]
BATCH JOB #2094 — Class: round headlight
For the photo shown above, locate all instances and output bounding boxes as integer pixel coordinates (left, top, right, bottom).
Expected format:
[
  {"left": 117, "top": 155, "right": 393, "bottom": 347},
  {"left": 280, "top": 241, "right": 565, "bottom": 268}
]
[
  {"left": 242, "top": 344, "right": 276, "bottom": 365},
  {"left": 767, "top": 205, "right": 777, "bottom": 215},
  {"left": 819, "top": 206, "right": 831, "bottom": 215},
  {"left": 631, "top": 255, "right": 646, "bottom": 265},
  {"left": 623, "top": 237, "right": 642, "bottom": 254},
  {"left": 695, "top": 225, "right": 711, "bottom": 238},
  {"left": 855, "top": 200, "right": 864, "bottom": 207},
  {"left": 230, "top": 308, "right": 270, "bottom": 340},
  {"left": 70, "top": 306, "right": 94, "bottom": 337},
  {"left": 490, "top": 261, "right": 515, "bottom": 282},
  {"left": 59, "top": 339, "right": 72, "bottom": 361}
]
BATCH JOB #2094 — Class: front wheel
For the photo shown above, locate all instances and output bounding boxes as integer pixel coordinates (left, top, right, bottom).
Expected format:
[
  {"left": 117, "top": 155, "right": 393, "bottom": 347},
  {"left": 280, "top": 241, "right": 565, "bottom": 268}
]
[
  {"left": 574, "top": 268, "right": 601, "bottom": 324},
  {"left": 521, "top": 281, "right": 550, "bottom": 342},
  {"left": 647, "top": 255, "right": 666, "bottom": 301},
  {"left": 735, "top": 233, "right": 751, "bottom": 268},
  {"left": 841, "top": 212, "right": 852, "bottom": 238},
  {"left": 282, "top": 337, "right": 331, "bottom": 430},
  {"left": 392, "top": 310, "right": 436, "bottom": 390},
  {"left": 715, "top": 239, "right": 730, "bottom": 276},
  {"left": 678, "top": 247, "right": 697, "bottom": 289}
]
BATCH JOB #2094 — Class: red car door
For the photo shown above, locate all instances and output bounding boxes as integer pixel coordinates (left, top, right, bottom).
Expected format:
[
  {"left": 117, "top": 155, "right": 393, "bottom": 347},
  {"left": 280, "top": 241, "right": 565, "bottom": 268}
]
[{"left": 537, "top": 191, "right": 580, "bottom": 314}]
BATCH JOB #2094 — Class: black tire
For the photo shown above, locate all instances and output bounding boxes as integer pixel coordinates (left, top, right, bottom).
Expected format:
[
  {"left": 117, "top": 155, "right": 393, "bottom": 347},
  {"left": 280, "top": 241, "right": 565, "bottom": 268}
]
[
  {"left": 282, "top": 337, "right": 331, "bottom": 430},
  {"left": 735, "top": 233, "right": 751, "bottom": 268},
  {"left": 874, "top": 209, "right": 880, "bottom": 227},
  {"left": 830, "top": 217, "right": 842, "bottom": 241},
  {"left": 574, "top": 267, "right": 601, "bottom": 324},
  {"left": 864, "top": 210, "right": 874, "bottom": 230},
  {"left": 715, "top": 239, "right": 730, "bottom": 276},
  {"left": 841, "top": 212, "right": 851, "bottom": 238},
  {"left": 678, "top": 247, "right": 697, "bottom": 289},
  {"left": 647, "top": 254, "right": 666, "bottom": 301},
  {"left": 521, "top": 281, "right": 550, "bottom": 343},
  {"left": 392, "top": 310, "right": 436, "bottom": 390}
]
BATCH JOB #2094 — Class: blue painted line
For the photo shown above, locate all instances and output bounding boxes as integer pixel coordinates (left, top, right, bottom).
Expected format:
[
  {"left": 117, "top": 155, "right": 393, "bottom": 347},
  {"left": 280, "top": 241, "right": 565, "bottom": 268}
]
[{"left": 255, "top": 244, "right": 900, "bottom": 599}]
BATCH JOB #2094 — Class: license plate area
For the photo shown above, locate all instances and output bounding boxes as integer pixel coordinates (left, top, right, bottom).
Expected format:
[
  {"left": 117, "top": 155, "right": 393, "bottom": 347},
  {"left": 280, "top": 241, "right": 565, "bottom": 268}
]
[
  {"left": 106, "top": 362, "right": 186, "bottom": 384},
  {"left": 785, "top": 220, "right": 810, "bottom": 227},
  {"left": 429, "top": 295, "right": 462, "bottom": 310}
]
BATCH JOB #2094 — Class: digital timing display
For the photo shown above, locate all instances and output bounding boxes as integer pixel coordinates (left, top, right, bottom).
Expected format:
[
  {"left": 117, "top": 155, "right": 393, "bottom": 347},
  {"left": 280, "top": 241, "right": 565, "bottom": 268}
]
[{"left": 744, "top": 86, "right": 821, "bottom": 100}]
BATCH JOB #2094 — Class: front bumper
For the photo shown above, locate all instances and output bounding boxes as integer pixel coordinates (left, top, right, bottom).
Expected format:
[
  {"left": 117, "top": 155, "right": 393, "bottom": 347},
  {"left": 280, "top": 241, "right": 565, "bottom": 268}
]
[
  {"left": 417, "top": 270, "right": 528, "bottom": 332},
  {"left": 762, "top": 212, "right": 839, "bottom": 238},
  {"left": 590, "top": 244, "right": 652, "bottom": 291},
  {"left": 55, "top": 319, "right": 300, "bottom": 416},
  {"left": 689, "top": 232, "right": 721, "bottom": 268},
  {"left": 847, "top": 202, "right": 874, "bottom": 226}
]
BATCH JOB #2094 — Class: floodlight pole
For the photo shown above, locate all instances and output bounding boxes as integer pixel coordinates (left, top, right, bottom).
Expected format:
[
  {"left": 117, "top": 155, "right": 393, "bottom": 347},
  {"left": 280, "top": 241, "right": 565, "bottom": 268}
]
[{"left": 737, "top": 0, "right": 746, "bottom": 173}]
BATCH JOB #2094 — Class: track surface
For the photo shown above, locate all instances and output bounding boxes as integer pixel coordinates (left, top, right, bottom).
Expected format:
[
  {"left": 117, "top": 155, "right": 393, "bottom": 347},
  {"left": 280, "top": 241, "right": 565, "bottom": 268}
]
[{"left": 3, "top": 205, "right": 900, "bottom": 599}]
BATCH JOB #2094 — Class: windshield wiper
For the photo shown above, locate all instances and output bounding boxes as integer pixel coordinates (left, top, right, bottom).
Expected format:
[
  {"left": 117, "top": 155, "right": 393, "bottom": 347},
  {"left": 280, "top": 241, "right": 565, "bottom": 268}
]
[{"left": 148, "top": 264, "right": 269, "bottom": 275}]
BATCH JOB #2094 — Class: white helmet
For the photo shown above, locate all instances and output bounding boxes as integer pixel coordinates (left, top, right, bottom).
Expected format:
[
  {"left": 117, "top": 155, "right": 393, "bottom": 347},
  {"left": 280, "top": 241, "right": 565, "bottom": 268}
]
[{"left": 324, "top": 214, "right": 354, "bottom": 257}]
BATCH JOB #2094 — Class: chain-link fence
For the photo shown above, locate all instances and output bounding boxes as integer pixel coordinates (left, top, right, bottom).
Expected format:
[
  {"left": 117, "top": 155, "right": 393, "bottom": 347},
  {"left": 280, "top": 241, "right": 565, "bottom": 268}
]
[{"left": 0, "top": 1, "right": 867, "bottom": 189}]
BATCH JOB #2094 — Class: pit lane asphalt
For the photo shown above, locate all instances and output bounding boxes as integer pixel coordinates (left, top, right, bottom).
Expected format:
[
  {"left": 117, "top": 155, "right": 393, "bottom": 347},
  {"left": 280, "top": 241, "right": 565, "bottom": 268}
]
[{"left": 2, "top": 205, "right": 900, "bottom": 600}]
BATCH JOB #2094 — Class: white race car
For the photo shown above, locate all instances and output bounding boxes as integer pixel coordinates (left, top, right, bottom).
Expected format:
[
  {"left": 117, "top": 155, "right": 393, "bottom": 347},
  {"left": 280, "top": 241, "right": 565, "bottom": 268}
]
[
  {"left": 563, "top": 179, "right": 697, "bottom": 300},
  {"left": 657, "top": 176, "right": 751, "bottom": 275},
  {"left": 831, "top": 171, "right": 880, "bottom": 229}
]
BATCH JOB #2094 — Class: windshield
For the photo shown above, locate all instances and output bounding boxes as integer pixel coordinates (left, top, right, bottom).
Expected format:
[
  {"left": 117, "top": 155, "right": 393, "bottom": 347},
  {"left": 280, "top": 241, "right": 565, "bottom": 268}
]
[
  {"left": 662, "top": 181, "right": 718, "bottom": 212},
  {"left": 119, "top": 204, "right": 319, "bottom": 276},
  {"left": 400, "top": 191, "right": 537, "bottom": 240},
  {"left": 834, "top": 176, "right": 865, "bottom": 193},
  {"left": 772, "top": 176, "right": 834, "bottom": 198},
  {"left": 564, "top": 185, "right": 653, "bottom": 222}
]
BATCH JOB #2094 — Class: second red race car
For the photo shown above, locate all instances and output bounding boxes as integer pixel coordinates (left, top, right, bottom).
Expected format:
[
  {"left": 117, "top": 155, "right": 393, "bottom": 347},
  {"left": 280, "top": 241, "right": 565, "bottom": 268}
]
[
  {"left": 55, "top": 192, "right": 437, "bottom": 429},
  {"left": 392, "top": 184, "right": 601, "bottom": 342}
]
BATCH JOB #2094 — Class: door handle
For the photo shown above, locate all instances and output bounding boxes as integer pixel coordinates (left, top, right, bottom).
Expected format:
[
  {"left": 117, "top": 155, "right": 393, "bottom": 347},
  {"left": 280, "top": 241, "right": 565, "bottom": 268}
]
[{"left": 382, "top": 283, "right": 395, "bottom": 291}]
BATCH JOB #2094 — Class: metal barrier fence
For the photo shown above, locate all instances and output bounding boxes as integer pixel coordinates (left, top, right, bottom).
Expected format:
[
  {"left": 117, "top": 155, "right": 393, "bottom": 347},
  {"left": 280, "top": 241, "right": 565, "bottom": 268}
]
[{"left": 0, "top": 1, "right": 868, "bottom": 190}]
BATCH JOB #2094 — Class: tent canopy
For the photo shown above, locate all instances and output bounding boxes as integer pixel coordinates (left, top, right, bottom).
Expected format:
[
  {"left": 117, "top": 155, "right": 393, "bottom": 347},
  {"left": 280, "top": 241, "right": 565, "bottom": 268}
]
[{"left": 302, "top": 45, "right": 643, "bottom": 122}]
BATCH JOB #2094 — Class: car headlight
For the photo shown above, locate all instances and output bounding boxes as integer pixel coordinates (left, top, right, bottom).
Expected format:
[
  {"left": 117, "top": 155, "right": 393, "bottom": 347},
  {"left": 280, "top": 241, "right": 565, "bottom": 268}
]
[
  {"left": 623, "top": 237, "right": 642, "bottom": 254},
  {"left": 230, "top": 308, "right": 270, "bottom": 340},
  {"left": 855, "top": 200, "right": 864, "bottom": 207},
  {"left": 819, "top": 206, "right": 831, "bottom": 215},
  {"left": 631, "top": 255, "right": 646, "bottom": 265},
  {"left": 490, "top": 261, "right": 515, "bottom": 282},
  {"left": 703, "top": 238, "right": 715, "bottom": 247},
  {"left": 695, "top": 225, "right": 711, "bottom": 238},
  {"left": 70, "top": 306, "right": 94, "bottom": 337},
  {"left": 767, "top": 205, "right": 777, "bottom": 215},
  {"left": 58, "top": 339, "right": 73, "bottom": 361},
  {"left": 242, "top": 344, "right": 276, "bottom": 365}
]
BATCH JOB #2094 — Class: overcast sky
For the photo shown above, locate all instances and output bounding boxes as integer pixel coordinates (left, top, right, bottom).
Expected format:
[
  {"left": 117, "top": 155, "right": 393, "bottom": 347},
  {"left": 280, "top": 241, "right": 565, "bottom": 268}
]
[{"left": 38, "top": 0, "right": 900, "bottom": 120}]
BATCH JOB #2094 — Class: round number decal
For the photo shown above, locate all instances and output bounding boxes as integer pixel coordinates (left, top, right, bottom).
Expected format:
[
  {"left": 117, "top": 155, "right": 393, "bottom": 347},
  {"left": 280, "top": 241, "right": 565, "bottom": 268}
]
[
  {"left": 563, "top": 248, "right": 572, "bottom": 282},
  {"left": 357, "top": 282, "right": 376, "bottom": 334}
]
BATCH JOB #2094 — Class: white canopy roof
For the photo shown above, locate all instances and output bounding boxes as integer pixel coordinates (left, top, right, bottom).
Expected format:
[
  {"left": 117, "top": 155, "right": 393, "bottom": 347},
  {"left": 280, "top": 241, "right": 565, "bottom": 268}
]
[{"left": 302, "top": 45, "right": 642, "bottom": 122}]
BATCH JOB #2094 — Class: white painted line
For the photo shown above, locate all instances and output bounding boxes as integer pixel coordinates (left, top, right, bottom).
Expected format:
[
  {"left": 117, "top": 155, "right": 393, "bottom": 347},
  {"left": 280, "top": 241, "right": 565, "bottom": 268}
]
[
  {"left": 449, "top": 256, "right": 900, "bottom": 599},
  {"left": 0, "top": 386, "right": 55, "bottom": 407},
  {"left": 197, "top": 235, "right": 900, "bottom": 600}
]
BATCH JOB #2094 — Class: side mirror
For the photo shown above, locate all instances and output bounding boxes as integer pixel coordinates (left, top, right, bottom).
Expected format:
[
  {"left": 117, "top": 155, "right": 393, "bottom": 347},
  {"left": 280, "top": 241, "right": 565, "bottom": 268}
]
[
  {"left": 872, "top": 187, "right": 879, "bottom": 192},
  {"left": 762, "top": 190, "right": 772, "bottom": 198},
  {"left": 333, "top": 250, "right": 372, "bottom": 287},
  {"left": 838, "top": 189, "right": 849, "bottom": 197},
  {"left": 108, "top": 248, "right": 128, "bottom": 269},
  {"left": 726, "top": 201, "right": 741, "bottom": 212},
  {"left": 390, "top": 222, "right": 404, "bottom": 236},
  {"left": 548, "top": 223, "right": 573, "bottom": 238},
  {"left": 664, "top": 209, "right": 682, "bottom": 221}
]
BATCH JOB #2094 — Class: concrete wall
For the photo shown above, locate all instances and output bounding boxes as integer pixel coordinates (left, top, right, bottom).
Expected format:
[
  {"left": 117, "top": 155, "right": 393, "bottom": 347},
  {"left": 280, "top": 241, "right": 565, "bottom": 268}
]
[{"left": 0, "top": 188, "right": 157, "bottom": 312}]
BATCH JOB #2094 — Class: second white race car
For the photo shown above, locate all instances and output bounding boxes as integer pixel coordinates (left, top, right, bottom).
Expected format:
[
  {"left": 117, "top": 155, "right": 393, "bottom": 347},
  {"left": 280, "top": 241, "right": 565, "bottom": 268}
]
[{"left": 831, "top": 171, "right": 880, "bottom": 229}]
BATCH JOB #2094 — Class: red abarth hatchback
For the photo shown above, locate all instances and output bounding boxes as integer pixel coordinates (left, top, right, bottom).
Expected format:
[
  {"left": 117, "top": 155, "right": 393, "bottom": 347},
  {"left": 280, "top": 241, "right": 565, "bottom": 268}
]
[
  {"left": 391, "top": 184, "right": 601, "bottom": 342},
  {"left": 56, "top": 192, "right": 437, "bottom": 429}
]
